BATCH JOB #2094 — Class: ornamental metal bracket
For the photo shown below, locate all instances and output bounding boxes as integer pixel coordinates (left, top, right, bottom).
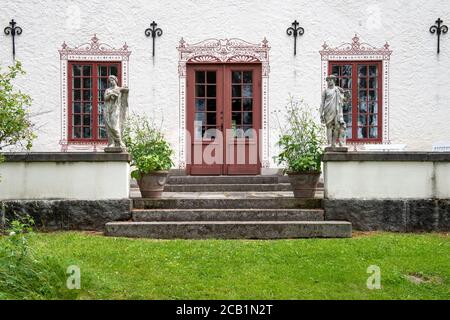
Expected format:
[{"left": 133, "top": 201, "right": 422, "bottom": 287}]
[
  {"left": 145, "top": 21, "right": 163, "bottom": 57},
  {"left": 286, "top": 20, "right": 304, "bottom": 56},
  {"left": 4, "top": 19, "right": 22, "bottom": 60},
  {"left": 430, "top": 18, "right": 448, "bottom": 54}
]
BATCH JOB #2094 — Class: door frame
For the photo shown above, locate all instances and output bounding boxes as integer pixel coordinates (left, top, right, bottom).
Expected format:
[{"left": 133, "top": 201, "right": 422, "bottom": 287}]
[{"left": 186, "top": 63, "right": 262, "bottom": 175}]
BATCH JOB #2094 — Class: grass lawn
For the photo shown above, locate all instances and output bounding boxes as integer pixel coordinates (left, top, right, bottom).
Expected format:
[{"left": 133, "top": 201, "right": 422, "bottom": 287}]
[{"left": 1, "top": 232, "right": 449, "bottom": 300}]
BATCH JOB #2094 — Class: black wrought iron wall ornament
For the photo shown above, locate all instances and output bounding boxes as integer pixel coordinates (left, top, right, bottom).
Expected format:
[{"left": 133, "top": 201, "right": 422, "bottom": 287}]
[
  {"left": 286, "top": 20, "right": 304, "bottom": 56},
  {"left": 4, "top": 19, "right": 22, "bottom": 60},
  {"left": 430, "top": 18, "right": 448, "bottom": 54},
  {"left": 145, "top": 21, "right": 163, "bottom": 57}
]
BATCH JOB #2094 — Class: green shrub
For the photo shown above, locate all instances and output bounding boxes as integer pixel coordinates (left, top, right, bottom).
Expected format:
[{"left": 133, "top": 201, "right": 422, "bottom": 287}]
[
  {"left": 275, "top": 97, "right": 326, "bottom": 173},
  {"left": 122, "top": 114, "right": 174, "bottom": 180},
  {"left": 0, "top": 215, "right": 79, "bottom": 300},
  {"left": 0, "top": 61, "right": 36, "bottom": 151}
]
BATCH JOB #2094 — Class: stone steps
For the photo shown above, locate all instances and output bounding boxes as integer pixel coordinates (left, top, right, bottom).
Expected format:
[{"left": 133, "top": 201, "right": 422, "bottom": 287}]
[
  {"left": 133, "top": 197, "right": 323, "bottom": 210},
  {"left": 167, "top": 175, "right": 287, "bottom": 185},
  {"left": 105, "top": 221, "right": 352, "bottom": 239},
  {"left": 132, "top": 208, "right": 324, "bottom": 222},
  {"left": 112, "top": 176, "right": 351, "bottom": 240},
  {"left": 163, "top": 183, "right": 293, "bottom": 192}
]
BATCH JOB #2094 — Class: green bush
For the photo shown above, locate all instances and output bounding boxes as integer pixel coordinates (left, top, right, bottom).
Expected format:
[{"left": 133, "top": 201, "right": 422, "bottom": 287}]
[
  {"left": 275, "top": 97, "right": 326, "bottom": 173},
  {"left": 122, "top": 114, "right": 174, "bottom": 180},
  {"left": 0, "top": 215, "right": 79, "bottom": 300},
  {"left": 0, "top": 61, "right": 36, "bottom": 151}
]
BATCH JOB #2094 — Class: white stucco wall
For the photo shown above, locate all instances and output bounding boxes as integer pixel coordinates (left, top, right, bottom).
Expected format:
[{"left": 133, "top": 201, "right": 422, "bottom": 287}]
[
  {"left": 1, "top": 0, "right": 450, "bottom": 168},
  {"left": 0, "top": 162, "right": 130, "bottom": 200},
  {"left": 324, "top": 161, "right": 450, "bottom": 200}
]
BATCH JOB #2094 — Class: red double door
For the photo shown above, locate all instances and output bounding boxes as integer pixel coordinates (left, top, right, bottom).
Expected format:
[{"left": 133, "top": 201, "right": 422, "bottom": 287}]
[{"left": 186, "top": 64, "right": 262, "bottom": 175}]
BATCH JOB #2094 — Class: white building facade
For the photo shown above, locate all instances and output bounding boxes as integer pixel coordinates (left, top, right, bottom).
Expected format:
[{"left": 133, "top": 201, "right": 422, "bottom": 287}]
[{"left": 1, "top": 0, "right": 449, "bottom": 175}]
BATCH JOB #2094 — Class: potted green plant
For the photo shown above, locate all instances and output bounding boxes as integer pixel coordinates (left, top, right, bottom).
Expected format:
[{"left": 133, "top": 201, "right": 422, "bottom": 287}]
[
  {"left": 275, "top": 97, "right": 326, "bottom": 198},
  {"left": 122, "top": 114, "right": 174, "bottom": 198}
]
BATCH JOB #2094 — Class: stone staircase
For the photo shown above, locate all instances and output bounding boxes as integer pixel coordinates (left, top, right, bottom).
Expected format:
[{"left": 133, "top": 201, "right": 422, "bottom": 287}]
[{"left": 105, "top": 175, "right": 351, "bottom": 239}]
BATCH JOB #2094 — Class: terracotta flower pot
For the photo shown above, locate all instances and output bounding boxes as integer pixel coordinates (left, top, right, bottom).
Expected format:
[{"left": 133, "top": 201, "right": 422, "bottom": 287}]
[
  {"left": 287, "top": 172, "right": 321, "bottom": 198},
  {"left": 137, "top": 171, "right": 169, "bottom": 198}
]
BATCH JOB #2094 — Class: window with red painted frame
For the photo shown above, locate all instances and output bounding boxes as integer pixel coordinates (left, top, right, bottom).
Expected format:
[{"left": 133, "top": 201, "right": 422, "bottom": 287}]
[
  {"left": 68, "top": 62, "right": 121, "bottom": 142},
  {"left": 329, "top": 61, "right": 383, "bottom": 142}
]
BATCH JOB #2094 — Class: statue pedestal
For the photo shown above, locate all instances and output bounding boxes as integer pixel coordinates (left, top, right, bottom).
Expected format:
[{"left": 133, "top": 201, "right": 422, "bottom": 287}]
[
  {"left": 325, "top": 146, "right": 348, "bottom": 153},
  {"left": 104, "top": 147, "right": 126, "bottom": 153}
]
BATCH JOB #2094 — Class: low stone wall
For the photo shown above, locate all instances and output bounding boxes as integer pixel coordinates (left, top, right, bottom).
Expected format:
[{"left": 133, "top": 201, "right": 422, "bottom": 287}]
[
  {"left": 0, "top": 152, "right": 132, "bottom": 231},
  {"left": 323, "top": 152, "right": 450, "bottom": 231},
  {"left": 0, "top": 152, "right": 131, "bottom": 200},
  {"left": 0, "top": 199, "right": 132, "bottom": 231}
]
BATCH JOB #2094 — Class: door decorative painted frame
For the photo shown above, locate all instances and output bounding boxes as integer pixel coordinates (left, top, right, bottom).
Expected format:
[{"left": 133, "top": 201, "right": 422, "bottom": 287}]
[{"left": 177, "top": 38, "right": 270, "bottom": 170}]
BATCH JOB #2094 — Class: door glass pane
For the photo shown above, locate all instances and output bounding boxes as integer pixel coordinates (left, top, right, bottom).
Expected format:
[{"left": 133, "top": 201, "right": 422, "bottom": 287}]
[
  {"left": 232, "top": 71, "right": 241, "bottom": 83},
  {"left": 243, "top": 112, "right": 253, "bottom": 125},
  {"left": 232, "top": 112, "right": 242, "bottom": 125},
  {"left": 73, "top": 90, "right": 81, "bottom": 101},
  {"left": 206, "top": 113, "right": 216, "bottom": 126},
  {"left": 243, "top": 71, "right": 252, "bottom": 83},
  {"left": 243, "top": 98, "right": 252, "bottom": 111},
  {"left": 232, "top": 85, "right": 241, "bottom": 97},
  {"left": 232, "top": 99, "right": 241, "bottom": 111},
  {"left": 196, "top": 99, "right": 206, "bottom": 112},
  {"left": 196, "top": 71, "right": 205, "bottom": 83},
  {"left": 196, "top": 85, "right": 205, "bottom": 97},
  {"left": 195, "top": 112, "right": 205, "bottom": 125},
  {"left": 242, "top": 85, "right": 252, "bottom": 98},
  {"left": 73, "top": 102, "right": 81, "bottom": 114},
  {"left": 73, "top": 115, "right": 81, "bottom": 126},
  {"left": 207, "top": 99, "right": 216, "bottom": 112},
  {"left": 74, "top": 78, "right": 81, "bottom": 89},
  {"left": 207, "top": 72, "right": 216, "bottom": 84},
  {"left": 207, "top": 85, "right": 216, "bottom": 97}
]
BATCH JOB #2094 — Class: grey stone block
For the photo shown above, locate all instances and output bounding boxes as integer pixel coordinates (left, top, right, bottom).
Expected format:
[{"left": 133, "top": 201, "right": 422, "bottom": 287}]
[
  {"left": 0, "top": 200, "right": 131, "bottom": 231},
  {"left": 132, "top": 209, "right": 324, "bottom": 222},
  {"left": 105, "top": 221, "right": 352, "bottom": 239},
  {"left": 163, "top": 183, "right": 294, "bottom": 192},
  {"left": 406, "top": 200, "right": 439, "bottom": 232},
  {"left": 438, "top": 199, "right": 450, "bottom": 231},
  {"left": 324, "top": 199, "right": 450, "bottom": 232},
  {"left": 324, "top": 200, "right": 406, "bottom": 232},
  {"left": 133, "top": 198, "right": 323, "bottom": 210}
]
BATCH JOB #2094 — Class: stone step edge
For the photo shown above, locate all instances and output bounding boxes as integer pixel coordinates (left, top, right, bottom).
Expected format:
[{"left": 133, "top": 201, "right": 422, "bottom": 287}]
[
  {"left": 132, "top": 208, "right": 324, "bottom": 212},
  {"left": 107, "top": 221, "right": 349, "bottom": 225},
  {"left": 105, "top": 221, "right": 352, "bottom": 239}
]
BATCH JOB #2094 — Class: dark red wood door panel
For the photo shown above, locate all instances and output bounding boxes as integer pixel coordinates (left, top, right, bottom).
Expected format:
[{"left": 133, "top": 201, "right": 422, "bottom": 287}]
[{"left": 186, "top": 64, "right": 261, "bottom": 175}]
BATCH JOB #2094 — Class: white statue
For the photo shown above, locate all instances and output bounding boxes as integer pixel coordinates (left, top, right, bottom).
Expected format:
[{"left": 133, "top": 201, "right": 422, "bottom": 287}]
[
  {"left": 104, "top": 75, "right": 129, "bottom": 149},
  {"left": 320, "top": 74, "right": 349, "bottom": 148}
]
